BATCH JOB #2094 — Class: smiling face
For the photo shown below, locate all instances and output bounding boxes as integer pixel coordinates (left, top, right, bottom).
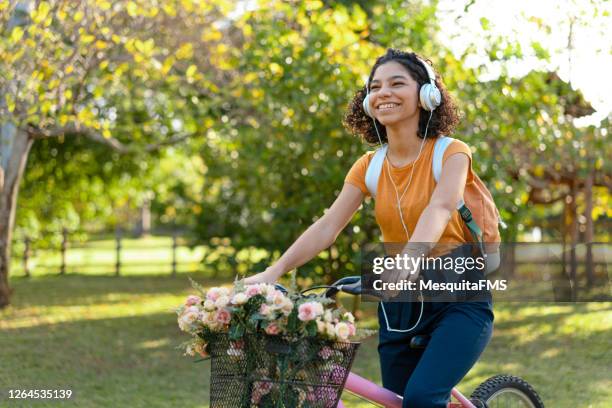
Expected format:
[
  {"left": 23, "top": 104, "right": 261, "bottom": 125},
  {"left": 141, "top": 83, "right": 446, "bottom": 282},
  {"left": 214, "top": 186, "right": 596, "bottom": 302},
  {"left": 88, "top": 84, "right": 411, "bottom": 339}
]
[{"left": 368, "top": 61, "right": 421, "bottom": 126}]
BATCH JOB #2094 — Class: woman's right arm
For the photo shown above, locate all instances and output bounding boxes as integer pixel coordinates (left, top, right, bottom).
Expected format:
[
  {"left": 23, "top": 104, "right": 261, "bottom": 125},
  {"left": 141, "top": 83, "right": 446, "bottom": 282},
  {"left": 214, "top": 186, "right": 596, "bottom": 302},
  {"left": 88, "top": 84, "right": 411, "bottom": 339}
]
[{"left": 243, "top": 183, "right": 364, "bottom": 284}]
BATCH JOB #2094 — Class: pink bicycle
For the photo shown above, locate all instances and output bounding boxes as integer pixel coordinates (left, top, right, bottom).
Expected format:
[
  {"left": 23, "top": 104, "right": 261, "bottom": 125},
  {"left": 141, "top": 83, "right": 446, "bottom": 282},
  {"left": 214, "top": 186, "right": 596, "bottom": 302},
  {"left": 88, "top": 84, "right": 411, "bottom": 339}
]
[{"left": 207, "top": 276, "right": 544, "bottom": 407}]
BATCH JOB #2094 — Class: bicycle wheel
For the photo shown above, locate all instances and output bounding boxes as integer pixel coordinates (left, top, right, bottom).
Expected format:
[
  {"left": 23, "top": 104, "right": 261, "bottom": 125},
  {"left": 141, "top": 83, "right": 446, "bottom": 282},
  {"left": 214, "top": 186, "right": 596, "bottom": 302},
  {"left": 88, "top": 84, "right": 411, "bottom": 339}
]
[{"left": 470, "top": 375, "right": 544, "bottom": 408}]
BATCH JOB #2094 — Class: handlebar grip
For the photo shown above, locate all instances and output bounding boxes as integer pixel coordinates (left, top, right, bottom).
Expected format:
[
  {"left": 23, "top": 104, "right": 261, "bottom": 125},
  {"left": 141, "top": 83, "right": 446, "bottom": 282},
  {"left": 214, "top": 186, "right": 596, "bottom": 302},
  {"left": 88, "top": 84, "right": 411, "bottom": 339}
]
[
  {"left": 324, "top": 276, "right": 362, "bottom": 298},
  {"left": 340, "top": 281, "right": 362, "bottom": 295},
  {"left": 274, "top": 283, "right": 288, "bottom": 294}
]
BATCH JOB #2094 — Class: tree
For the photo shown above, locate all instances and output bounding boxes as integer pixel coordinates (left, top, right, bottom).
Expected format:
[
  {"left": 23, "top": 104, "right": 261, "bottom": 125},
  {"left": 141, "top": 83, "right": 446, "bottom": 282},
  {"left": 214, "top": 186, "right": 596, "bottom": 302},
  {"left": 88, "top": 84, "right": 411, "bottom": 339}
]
[
  {"left": 191, "top": 0, "right": 462, "bottom": 282},
  {"left": 0, "top": 0, "right": 234, "bottom": 307},
  {"left": 192, "top": 0, "right": 610, "bottom": 285}
]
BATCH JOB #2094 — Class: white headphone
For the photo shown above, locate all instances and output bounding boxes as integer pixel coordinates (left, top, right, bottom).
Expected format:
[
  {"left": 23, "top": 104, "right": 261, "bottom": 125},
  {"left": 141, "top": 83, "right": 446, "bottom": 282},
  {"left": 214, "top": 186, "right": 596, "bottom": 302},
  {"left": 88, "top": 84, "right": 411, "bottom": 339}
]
[{"left": 362, "top": 56, "right": 441, "bottom": 117}]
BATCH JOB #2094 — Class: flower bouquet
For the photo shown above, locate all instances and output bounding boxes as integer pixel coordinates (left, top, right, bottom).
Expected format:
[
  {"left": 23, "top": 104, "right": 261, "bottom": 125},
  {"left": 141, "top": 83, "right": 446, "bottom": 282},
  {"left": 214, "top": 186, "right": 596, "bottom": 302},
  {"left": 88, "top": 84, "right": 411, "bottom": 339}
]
[{"left": 176, "top": 279, "right": 363, "bottom": 408}]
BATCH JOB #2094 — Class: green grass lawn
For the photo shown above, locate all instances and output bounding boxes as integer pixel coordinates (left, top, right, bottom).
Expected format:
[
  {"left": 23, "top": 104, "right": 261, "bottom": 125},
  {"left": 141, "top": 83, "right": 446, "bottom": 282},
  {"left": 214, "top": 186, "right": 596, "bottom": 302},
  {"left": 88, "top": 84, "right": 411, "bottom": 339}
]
[{"left": 1, "top": 273, "right": 610, "bottom": 407}]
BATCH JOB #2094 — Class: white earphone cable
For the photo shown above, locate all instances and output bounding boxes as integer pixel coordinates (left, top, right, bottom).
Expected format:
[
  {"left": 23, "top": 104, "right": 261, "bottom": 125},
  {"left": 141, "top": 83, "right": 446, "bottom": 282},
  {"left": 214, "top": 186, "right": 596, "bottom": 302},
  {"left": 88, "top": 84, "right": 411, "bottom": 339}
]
[
  {"left": 368, "top": 98, "right": 434, "bottom": 333},
  {"left": 385, "top": 111, "right": 431, "bottom": 239}
]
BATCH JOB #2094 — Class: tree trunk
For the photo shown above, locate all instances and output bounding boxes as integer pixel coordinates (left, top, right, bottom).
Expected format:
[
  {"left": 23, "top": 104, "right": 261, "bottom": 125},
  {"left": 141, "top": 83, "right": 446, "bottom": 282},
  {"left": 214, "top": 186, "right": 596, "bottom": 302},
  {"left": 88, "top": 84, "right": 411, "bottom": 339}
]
[{"left": 0, "top": 124, "right": 33, "bottom": 308}]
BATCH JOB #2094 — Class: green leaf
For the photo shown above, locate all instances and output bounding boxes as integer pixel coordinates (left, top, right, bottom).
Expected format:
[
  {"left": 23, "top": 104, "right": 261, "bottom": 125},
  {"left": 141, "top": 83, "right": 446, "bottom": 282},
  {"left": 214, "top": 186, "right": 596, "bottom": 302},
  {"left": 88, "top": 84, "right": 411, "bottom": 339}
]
[
  {"left": 287, "top": 308, "right": 299, "bottom": 332},
  {"left": 305, "top": 320, "right": 317, "bottom": 337},
  {"left": 228, "top": 323, "right": 245, "bottom": 340},
  {"left": 186, "top": 64, "right": 197, "bottom": 78},
  {"left": 479, "top": 17, "right": 490, "bottom": 30}
]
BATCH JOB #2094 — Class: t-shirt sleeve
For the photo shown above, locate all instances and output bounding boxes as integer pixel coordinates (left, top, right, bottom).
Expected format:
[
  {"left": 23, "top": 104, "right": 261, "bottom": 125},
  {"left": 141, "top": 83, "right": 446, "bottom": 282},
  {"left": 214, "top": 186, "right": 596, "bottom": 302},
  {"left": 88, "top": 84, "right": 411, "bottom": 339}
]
[
  {"left": 344, "top": 153, "right": 372, "bottom": 196},
  {"left": 442, "top": 139, "right": 474, "bottom": 184}
]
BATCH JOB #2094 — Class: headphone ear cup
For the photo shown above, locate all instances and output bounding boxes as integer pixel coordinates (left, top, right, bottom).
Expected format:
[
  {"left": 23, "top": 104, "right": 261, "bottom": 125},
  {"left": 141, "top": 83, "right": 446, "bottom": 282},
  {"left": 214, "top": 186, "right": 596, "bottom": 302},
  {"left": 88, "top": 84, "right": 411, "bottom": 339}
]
[
  {"left": 419, "top": 83, "right": 441, "bottom": 111},
  {"left": 363, "top": 93, "right": 373, "bottom": 118}
]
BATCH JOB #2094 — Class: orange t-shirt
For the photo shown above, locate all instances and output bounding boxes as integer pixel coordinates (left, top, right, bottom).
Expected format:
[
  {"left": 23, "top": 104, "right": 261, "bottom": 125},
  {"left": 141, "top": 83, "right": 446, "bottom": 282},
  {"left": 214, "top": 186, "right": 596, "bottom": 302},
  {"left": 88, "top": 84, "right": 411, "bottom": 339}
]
[{"left": 344, "top": 137, "right": 474, "bottom": 244}]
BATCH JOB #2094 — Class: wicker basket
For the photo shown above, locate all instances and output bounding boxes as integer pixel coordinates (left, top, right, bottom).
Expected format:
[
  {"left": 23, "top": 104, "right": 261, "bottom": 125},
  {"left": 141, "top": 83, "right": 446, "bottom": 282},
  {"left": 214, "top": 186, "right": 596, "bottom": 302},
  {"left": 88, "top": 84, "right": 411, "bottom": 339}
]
[{"left": 208, "top": 333, "right": 359, "bottom": 407}]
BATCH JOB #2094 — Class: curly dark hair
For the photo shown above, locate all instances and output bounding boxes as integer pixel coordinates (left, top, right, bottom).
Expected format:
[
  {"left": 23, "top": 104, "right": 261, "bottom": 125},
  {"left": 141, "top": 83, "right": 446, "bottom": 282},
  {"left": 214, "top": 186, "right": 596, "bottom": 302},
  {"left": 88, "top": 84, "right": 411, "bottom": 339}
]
[{"left": 343, "top": 49, "right": 460, "bottom": 145}]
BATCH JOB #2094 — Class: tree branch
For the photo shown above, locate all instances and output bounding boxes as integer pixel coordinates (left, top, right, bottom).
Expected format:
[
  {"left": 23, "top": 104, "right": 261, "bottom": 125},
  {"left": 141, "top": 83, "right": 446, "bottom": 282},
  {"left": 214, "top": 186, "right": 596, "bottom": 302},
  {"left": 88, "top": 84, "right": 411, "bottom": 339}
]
[
  {"left": 25, "top": 124, "right": 193, "bottom": 154},
  {"left": 27, "top": 123, "right": 129, "bottom": 152},
  {"left": 528, "top": 188, "right": 568, "bottom": 205}
]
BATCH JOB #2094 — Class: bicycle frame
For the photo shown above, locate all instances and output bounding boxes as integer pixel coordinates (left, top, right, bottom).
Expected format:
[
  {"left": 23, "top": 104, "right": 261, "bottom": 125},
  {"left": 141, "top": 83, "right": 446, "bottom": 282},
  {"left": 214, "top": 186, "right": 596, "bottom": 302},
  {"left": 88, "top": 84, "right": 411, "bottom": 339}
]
[
  {"left": 283, "top": 279, "right": 479, "bottom": 408},
  {"left": 338, "top": 372, "right": 476, "bottom": 408}
]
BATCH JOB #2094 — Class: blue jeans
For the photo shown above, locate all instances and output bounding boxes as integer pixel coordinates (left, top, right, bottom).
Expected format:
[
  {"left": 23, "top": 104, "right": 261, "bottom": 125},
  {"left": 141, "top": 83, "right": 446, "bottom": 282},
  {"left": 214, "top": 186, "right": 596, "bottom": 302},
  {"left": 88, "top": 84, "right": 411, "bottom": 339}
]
[{"left": 378, "top": 300, "right": 493, "bottom": 408}]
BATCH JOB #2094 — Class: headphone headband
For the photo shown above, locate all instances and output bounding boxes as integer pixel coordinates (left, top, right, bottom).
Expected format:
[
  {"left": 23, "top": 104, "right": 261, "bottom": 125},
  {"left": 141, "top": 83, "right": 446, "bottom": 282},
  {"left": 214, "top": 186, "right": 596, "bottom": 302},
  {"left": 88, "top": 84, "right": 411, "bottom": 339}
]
[{"left": 415, "top": 56, "right": 436, "bottom": 85}]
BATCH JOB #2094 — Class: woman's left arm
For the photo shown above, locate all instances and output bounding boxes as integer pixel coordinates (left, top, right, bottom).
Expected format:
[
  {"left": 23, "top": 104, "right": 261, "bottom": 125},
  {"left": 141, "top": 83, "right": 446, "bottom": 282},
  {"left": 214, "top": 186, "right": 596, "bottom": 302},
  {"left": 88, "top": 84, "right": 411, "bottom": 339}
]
[
  {"left": 380, "top": 153, "right": 470, "bottom": 290},
  {"left": 405, "top": 152, "right": 470, "bottom": 253},
  {"left": 384, "top": 153, "right": 470, "bottom": 287}
]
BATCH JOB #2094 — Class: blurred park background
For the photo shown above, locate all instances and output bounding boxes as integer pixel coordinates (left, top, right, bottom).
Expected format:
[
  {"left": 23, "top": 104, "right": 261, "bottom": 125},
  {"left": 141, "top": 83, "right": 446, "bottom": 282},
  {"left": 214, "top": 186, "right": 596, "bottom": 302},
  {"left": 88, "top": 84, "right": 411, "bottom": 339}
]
[{"left": 0, "top": 0, "right": 610, "bottom": 407}]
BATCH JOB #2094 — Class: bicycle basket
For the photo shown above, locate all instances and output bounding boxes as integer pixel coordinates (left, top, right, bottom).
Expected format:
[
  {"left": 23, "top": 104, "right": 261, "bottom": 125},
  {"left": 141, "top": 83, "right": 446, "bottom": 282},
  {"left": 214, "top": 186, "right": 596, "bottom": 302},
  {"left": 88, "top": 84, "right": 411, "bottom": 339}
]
[{"left": 208, "top": 333, "right": 360, "bottom": 408}]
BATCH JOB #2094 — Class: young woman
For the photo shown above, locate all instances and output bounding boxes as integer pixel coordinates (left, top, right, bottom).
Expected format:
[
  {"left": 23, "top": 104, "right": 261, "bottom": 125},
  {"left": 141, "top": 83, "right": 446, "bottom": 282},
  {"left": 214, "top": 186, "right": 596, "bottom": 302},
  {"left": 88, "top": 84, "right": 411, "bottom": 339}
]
[{"left": 245, "top": 48, "right": 493, "bottom": 408}]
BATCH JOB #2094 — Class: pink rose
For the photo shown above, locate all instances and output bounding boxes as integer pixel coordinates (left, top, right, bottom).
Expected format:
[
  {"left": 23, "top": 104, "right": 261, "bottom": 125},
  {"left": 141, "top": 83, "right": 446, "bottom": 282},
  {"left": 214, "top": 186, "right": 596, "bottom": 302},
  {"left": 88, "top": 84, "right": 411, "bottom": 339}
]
[
  {"left": 298, "top": 303, "right": 315, "bottom": 321},
  {"left": 178, "top": 308, "right": 200, "bottom": 332},
  {"left": 260, "top": 304, "right": 272, "bottom": 316},
  {"left": 265, "top": 323, "right": 280, "bottom": 335},
  {"left": 298, "top": 301, "right": 324, "bottom": 322},
  {"left": 266, "top": 289, "right": 282, "bottom": 303},
  {"left": 206, "top": 288, "right": 221, "bottom": 302},
  {"left": 245, "top": 285, "right": 261, "bottom": 297},
  {"left": 347, "top": 323, "right": 356, "bottom": 337},
  {"left": 185, "top": 295, "right": 201, "bottom": 306},
  {"left": 335, "top": 322, "right": 350, "bottom": 340},
  {"left": 215, "top": 308, "right": 231, "bottom": 325}
]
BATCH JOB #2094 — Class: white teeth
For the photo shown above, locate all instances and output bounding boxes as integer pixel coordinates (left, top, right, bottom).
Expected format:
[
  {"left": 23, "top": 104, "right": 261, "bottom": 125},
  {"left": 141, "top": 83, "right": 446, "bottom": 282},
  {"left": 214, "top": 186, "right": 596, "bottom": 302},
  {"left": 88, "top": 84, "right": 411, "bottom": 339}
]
[{"left": 378, "top": 103, "right": 399, "bottom": 110}]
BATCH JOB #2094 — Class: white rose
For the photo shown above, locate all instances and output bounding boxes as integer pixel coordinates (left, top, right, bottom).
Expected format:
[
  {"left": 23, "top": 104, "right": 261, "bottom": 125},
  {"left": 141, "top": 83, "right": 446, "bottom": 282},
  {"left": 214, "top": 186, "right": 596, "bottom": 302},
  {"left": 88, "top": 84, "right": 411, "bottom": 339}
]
[
  {"left": 203, "top": 299, "right": 216, "bottom": 311},
  {"left": 178, "top": 310, "right": 199, "bottom": 332},
  {"left": 343, "top": 312, "right": 355, "bottom": 323},
  {"left": 185, "top": 305, "right": 200, "bottom": 314},
  {"left": 215, "top": 295, "right": 229, "bottom": 308},
  {"left": 325, "top": 322, "right": 336, "bottom": 338},
  {"left": 272, "top": 292, "right": 285, "bottom": 307},
  {"left": 335, "top": 322, "right": 350, "bottom": 340},
  {"left": 323, "top": 310, "right": 333, "bottom": 323},
  {"left": 259, "top": 284, "right": 272, "bottom": 296},
  {"left": 200, "top": 311, "right": 210, "bottom": 323},
  {"left": 184, "top": 343, "right": 195, "bottom": 356},
  {"left": 232, "top": 293, "right": 248, "bottom": 305},
  {"left": 178, "top": 319, "right": 190, "bottom": 332},
  {"left": 260, "top": 304, "right": 272, "bottom": 316},
  {"left": 281, "top": 298, "right": 294, "bottom": 315},
  {"left": 316, "top": 319, "right": 326, "bottom": 334},
  {"left": 313, "top": 302, "right": 324, "bottom": 316}
]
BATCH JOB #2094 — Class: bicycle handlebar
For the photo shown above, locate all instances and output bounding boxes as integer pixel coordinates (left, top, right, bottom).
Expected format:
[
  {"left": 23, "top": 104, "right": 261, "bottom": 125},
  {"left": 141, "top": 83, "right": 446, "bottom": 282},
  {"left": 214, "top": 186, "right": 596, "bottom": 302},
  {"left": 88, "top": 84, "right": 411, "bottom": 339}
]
[{"left": 273, "top": 276, "right": 363, "bottom": 299}]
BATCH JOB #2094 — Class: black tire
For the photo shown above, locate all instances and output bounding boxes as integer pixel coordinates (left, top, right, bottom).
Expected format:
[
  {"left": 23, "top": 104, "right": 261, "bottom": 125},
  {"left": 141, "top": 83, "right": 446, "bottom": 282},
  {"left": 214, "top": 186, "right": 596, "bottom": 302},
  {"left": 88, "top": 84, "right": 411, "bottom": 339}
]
[{"left": 470, "top": 374, "right": 544, "bottom": 408}]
